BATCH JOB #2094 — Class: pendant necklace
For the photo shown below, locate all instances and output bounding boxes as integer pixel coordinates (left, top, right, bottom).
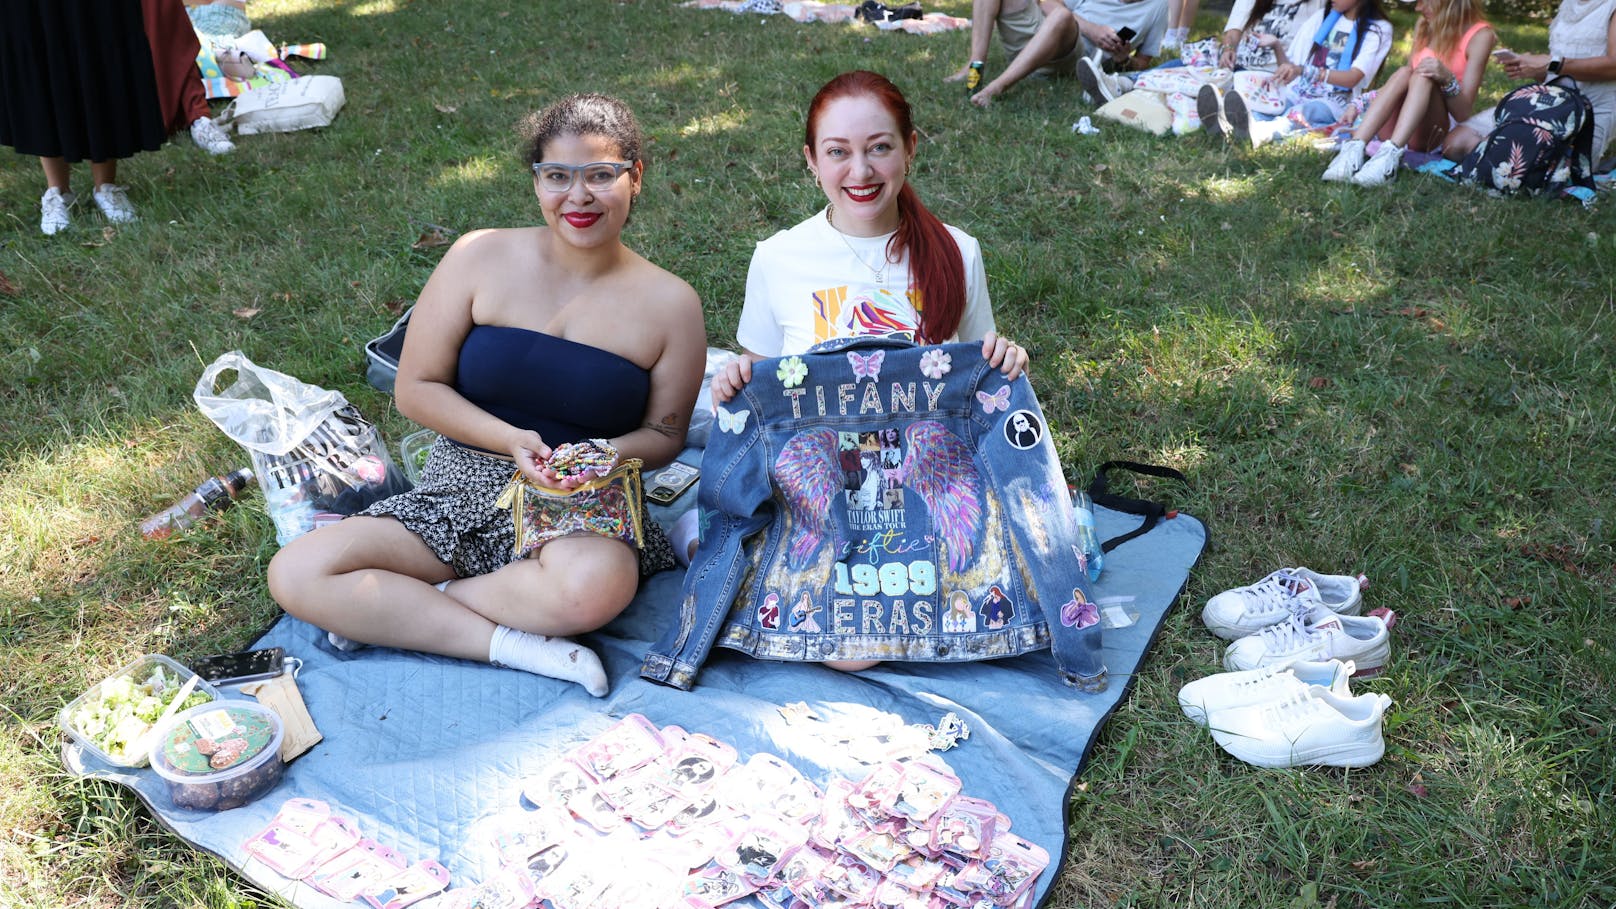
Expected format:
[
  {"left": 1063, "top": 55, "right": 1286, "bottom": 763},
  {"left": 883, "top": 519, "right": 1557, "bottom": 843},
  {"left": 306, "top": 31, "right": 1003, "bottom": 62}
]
[{"left": 827, "top": 204, "right": 893, "bottom": 286}]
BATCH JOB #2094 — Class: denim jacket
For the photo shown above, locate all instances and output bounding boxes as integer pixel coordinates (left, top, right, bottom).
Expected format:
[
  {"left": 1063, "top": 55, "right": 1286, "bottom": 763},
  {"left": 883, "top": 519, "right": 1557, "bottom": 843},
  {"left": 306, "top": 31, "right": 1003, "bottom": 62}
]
[{"left": 640, "top": 336, "right": 1107, "bottom": 692}]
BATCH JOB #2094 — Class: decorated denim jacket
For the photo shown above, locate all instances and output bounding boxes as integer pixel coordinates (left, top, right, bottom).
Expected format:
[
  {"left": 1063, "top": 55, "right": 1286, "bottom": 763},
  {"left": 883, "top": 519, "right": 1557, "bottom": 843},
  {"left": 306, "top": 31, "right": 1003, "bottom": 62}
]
[{"left": 640, "top": 336, "right": 1107, "bottom": 692}]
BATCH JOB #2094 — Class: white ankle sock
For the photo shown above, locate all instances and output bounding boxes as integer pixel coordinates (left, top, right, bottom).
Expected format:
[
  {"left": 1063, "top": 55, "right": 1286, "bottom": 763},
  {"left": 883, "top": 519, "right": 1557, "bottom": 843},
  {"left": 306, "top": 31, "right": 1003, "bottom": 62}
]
[{"left": 488, "top": 624, "right": 608, "bottom": 697}]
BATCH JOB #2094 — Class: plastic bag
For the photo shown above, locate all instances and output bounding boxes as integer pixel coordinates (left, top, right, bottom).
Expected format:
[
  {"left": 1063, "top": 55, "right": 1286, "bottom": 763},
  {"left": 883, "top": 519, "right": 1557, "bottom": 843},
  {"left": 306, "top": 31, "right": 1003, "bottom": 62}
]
[{"left": 194, "top": 351, "right": 410, "bottom": 545}]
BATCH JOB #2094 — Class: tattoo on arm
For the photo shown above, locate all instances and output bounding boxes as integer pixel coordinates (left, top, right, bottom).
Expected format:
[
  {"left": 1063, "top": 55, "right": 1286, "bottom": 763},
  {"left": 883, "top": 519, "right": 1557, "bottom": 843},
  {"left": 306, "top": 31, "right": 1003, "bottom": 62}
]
[{"left": 644, "top": 412, "right": 685, "bottom": 438}]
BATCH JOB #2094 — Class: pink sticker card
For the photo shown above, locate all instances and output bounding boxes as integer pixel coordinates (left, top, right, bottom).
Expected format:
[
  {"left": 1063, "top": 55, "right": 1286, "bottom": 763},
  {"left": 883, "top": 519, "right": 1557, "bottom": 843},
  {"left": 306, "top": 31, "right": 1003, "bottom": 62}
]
[
  {"left": 890, "top": 760, "right": 961, "bottom": 827},
  {"left": 520, "top": 757, "right": 599, "bottom": 813},
  {"left": 929, "top": 795, "right": 998, "bottom": 861},
  {"left": 568, "top": 714, "right": 664, "bottom": 782},
  {"left": 361, "top": 859, "right": 451, "bottom": 909},
  {"left": 243, "top": 822, "right": 327, "bottom": 879},
  {"left": 308, "top": 839, "right": 408, "bottom": 902}
]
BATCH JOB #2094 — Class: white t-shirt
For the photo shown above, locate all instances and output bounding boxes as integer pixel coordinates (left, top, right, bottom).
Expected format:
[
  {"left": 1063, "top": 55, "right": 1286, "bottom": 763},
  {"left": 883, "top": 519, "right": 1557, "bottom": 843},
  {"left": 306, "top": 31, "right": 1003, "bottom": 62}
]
[
  {"left": 736, "top": 208, "right": 995, "bottom": 357},
  {"left": 1224, "top": 0, "right": 1325, "bottom": 71},
  {"left": 1284, "top": 9, "right": 1392, "bottom": 95}
]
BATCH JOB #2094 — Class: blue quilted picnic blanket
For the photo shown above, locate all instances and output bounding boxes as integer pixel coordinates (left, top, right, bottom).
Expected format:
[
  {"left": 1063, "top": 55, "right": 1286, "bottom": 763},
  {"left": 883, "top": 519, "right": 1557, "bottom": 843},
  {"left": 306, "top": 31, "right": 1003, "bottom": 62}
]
[{"left": 64, "top": 503, "right": 1205, "bottom": 907}]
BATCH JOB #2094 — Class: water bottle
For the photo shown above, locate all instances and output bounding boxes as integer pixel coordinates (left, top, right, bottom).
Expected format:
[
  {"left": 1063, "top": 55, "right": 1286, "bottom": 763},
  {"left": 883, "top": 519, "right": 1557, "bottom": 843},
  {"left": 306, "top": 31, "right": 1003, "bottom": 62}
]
[
  {"left": 1072, "top": 489, "right": 1104, "bottom": 582},
  {"left": 140, "top": 468, "right": 255, "bottom": 540}
]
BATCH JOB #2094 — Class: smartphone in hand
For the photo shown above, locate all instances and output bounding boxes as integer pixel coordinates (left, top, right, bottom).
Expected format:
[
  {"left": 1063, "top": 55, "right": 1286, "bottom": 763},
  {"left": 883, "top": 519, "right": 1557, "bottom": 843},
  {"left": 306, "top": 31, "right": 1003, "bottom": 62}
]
[
  {"left": 1492, "top": 48, "right": 1517, "bottom": 62},
  {"left": 1116, "top": 26, "right": 1138, "bottom": 45}
]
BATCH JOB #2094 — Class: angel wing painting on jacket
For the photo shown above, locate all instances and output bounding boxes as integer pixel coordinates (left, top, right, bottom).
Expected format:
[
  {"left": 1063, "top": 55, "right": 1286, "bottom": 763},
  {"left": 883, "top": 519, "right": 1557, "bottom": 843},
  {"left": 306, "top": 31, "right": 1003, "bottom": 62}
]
[
  {"left": 898, "top": 421, "right": 984, "bottom": 573},
  {"left": 772, "top": 428, "right": 842, "bottom": 568}
]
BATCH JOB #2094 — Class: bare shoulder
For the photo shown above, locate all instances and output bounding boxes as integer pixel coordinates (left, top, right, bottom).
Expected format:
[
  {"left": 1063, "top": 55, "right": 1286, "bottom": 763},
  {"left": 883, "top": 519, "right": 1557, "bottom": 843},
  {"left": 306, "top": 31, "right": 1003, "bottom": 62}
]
[
  {"left": 628, "top": 253, "right": 703, "bottom": 323},
  {"left": 444, "top": 227, "right": 534, "bottom": 264}
]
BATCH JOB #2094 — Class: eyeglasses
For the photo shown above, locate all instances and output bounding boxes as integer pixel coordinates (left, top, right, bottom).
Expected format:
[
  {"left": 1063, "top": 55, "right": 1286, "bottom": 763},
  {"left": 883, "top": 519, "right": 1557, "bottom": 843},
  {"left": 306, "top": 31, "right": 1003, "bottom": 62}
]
[{"left": 531, "top": 161, "right": 635, "bottom": 192}]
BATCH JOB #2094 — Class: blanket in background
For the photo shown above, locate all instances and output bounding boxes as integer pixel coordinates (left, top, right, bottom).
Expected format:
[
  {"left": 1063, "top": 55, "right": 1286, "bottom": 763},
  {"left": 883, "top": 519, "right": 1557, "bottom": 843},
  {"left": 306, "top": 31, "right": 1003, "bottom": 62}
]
[{"left": 64, "top": 504, "right": 1205, "bottom": 907}]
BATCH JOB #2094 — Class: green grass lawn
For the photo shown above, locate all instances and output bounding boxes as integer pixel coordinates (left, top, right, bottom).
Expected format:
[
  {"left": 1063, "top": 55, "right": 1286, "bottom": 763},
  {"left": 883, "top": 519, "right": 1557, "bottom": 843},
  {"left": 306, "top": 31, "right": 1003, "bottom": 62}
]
[{"left": 3, "top": 0, "right": 1614, "bottom": 906}]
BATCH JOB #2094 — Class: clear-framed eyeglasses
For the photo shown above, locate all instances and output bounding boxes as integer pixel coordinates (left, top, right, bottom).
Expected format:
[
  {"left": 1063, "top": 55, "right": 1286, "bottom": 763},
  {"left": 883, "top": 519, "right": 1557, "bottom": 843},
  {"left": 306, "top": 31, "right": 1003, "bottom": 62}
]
[{"left": 531, "top": 161, "right": 635, "bottom": 193}]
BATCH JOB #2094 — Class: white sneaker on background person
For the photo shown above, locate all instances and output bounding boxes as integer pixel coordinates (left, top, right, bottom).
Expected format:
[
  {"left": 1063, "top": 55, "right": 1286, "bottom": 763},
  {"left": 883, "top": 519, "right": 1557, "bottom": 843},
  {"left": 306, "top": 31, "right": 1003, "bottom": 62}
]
[
  {"left": 1202, "top": 567, "right": 1366, "bottom": 639},
  {"left": 1178, "top": 659, "right": 1356, "bottom": 725},
  {"left": 1322, "top": 138, "right": 1367, "bottom": 182},
  {"left": 93, "top": 184, "right": 138, "bottom": 224},
  {"left": 1209, "top": 685, "right": 1394, "bottom": 768},
  {"left": 40, "top": 187, "right": 75, "bottom": 235},
  {"left": 191, "top": 116, "right": 236, "bottom": 155},
  {"left": 1223, "top": 609, "right": 1391, "bottom": 674}
]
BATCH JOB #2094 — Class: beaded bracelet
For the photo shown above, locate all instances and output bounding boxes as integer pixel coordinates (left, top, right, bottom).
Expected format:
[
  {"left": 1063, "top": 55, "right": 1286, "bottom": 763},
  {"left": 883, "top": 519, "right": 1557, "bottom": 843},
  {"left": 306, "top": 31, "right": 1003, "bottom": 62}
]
[{"left": 1441, "top": 76, "right": 1462, "bottom": 97}]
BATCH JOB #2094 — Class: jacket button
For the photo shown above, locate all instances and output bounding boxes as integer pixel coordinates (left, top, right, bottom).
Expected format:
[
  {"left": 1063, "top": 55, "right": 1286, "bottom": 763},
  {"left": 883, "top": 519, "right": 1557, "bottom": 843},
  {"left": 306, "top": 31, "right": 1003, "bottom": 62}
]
[{"left": 935, "top": 644, "right": 950, "bottom": 657}]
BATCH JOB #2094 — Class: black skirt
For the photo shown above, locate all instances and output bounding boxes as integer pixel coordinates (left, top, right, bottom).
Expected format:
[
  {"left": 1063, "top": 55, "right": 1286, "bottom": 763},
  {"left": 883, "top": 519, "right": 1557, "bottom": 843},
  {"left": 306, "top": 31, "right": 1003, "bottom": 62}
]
[{"left": 0, "top": 0, "right": 166, "bottom": 163}]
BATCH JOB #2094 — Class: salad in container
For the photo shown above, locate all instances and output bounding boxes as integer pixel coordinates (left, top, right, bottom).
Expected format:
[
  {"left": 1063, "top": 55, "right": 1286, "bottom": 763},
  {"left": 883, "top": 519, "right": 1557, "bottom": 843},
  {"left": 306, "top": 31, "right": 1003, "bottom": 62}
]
[{"left": 59, "top": 654, "right": 220, "bottom": 767}]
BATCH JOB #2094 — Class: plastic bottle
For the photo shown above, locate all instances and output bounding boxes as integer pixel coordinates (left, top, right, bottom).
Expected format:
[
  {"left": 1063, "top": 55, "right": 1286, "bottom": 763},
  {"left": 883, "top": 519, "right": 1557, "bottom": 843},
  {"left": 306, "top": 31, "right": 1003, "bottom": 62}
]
[
  {"left": 140, "top": 468, "right": 255, "bottom": 540},
  {"left": 1071, "top": 489, "right": 1104, "bottom": 582}
]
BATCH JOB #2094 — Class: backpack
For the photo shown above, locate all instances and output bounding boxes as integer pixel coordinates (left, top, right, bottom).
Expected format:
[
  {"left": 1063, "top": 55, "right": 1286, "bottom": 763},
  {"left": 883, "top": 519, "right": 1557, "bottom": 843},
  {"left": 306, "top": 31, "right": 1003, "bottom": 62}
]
[{"left": 1454, "top": 80, "right": 1596, "bottom": 201}]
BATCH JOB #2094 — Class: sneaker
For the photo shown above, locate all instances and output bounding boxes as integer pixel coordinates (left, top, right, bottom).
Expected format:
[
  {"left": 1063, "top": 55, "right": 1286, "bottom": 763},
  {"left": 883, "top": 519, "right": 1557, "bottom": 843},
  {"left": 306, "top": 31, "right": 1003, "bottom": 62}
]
[
  {"left": 190, "top": 116, "right": 236, "bottom": 155},
  {"left": 1222, "top": 89, "right": 1252, "bottom": 146},
  {"left": 1178, "top": 659, "right": 1355, "bottom": 726},
  {"left": 92, "top": 184, "right": 137, "bottom": 224},
  {"left": 1196, "top": 83, "right": 1225, "bottom": 140},
  {"left": 1352, "top": 141, "right": 1403, "bottom": 186},
  {"left": 1208, "top": 685, "right": 1394, "bottom": 768},
  {"left": 1322, "top": 138, "right": 1367, "bottom": 182},
  {"left": 1077, "top": 55, "right": 1122, "bottom": 106},
  {"left": 1202, "top": 568, "right": 1366, "bottom": 639},
  {"left": 1223, "top": 610, "right": 1391, "bottom": 675},
  {"left": 40, "top": 187, "right": 75, "bottom": 236}
]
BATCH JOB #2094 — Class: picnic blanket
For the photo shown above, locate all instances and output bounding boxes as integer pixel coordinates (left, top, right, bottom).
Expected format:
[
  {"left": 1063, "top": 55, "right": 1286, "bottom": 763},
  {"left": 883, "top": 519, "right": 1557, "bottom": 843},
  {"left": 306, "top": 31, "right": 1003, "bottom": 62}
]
[{"left": 63, "top": 502, "right": 1205, "bottom": 907}]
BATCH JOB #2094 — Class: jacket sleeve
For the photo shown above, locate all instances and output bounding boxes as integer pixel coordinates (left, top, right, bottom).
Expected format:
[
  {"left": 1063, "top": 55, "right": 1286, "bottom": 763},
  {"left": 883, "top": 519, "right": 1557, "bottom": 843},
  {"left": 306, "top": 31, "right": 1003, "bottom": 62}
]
[{"left": 640, "top": 384, "right": 780, "bottom": 689}]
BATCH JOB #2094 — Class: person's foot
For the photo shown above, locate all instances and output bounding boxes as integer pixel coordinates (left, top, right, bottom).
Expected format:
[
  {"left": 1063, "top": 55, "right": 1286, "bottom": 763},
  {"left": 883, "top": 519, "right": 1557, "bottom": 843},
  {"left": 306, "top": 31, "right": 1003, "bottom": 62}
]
[
  {"left": 1222, "top": 90, "right": 1252, "bottom": 147},
  {"left": 92, "top": 184, "right": 138, "bottom": 224},
  {"left": 40, "top": 187, "right": 75, "bottom": 236},
  {"left": 489, "top": 625, "right": 609, "bottom": 697},
  {"left": 1197, "top": 84, "right": 1225, "bottom": 141},
  {"left": 970, "top": 85, "right": 1000, "bottom": 108},
  {"left": 1323, "top": 138, "right": 1367, "bottom": 182},
  {"left": 191, "top": 116, "right": 236, "bottom": 155}
]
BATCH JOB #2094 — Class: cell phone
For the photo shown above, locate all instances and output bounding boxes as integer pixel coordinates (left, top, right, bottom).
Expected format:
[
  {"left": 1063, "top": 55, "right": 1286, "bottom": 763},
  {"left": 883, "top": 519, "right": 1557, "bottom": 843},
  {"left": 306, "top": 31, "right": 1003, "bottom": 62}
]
[
  {"left": 191, "top": 647, "right": 286, "bottom": 685},
  {"left": 1492, "top": 48, "right": 1516, "bottom": 61},
  {"left": 646, "top": 462, "right": 700, "bottom": 506},
  {"left": 1116, "top": 26, "right": 1137, "bottom": 44}
]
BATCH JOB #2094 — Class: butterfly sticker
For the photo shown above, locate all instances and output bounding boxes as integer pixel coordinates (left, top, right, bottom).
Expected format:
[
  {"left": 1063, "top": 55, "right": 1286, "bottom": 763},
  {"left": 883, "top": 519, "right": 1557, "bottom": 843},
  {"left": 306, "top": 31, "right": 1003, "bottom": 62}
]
[
  {"left": 716, "top": 406, "right": 750, "bottom": 434},
  {"left": 976, "top": 387, "right": 1010, "bottom": 414},
  {"left": 848, "top": 350, "right": 885, "bottom": 381}
]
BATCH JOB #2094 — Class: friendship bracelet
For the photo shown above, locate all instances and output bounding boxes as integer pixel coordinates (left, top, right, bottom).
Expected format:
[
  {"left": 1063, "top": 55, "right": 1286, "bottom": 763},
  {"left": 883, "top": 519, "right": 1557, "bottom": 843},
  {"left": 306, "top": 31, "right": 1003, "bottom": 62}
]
[{"left": 1441, "top": 76, "right": 1462, "bottom": 97}]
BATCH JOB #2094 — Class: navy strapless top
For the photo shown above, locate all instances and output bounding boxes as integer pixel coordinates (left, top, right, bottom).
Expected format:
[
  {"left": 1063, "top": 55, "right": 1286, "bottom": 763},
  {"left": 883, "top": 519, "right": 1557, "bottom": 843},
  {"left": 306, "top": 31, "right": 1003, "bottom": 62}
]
[{"left": 455, "top": 326, "right": 650, "bottom": 448}]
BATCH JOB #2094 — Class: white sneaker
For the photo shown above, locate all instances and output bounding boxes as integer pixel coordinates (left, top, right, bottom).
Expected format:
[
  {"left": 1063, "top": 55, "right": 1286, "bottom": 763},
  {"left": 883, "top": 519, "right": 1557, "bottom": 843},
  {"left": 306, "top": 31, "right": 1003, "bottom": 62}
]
[
  {"left": 1322, "top": 138, "right": 1367, "bottom": 182},
  {"left": 1351, "top": 141, "right": 1403, "bottom": 186},
  {"left": 1223, "top": 610, "right": 1391, "bottom": 674},
  {"left": 1209, "top": 685, "right": 1393, "bottom": 768},
  {"left": 93, "top": 184, "right": 138, "bottom": 224},
  {"left": 1077, "top": 55, "right": 1123, "bottom": 106},
  {"left": 1178, "top": 659, "right": 1355, "bottom": 726},
  {"left": 1197, "top": 83, "right": 1225, "bottom": 140},
  {"left": 40, "top": 187, "right": 75, "bottom": 235},
  {"left": 1222, "top": 89, "right": 1252, "bottom": 146},
  {"left": 191, "top": 116, "right": 236, "bottom": 155},
  {"left": 1202, "top": 567, "right": 1366, "bottom": 639}
]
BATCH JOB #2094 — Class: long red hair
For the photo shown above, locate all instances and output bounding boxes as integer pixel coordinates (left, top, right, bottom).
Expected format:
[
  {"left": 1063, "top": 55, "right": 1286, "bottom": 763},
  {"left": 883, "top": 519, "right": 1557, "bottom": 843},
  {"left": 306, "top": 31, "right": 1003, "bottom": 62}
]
[{"left": 804, "top": 71, "right": 966, "bottom": 344}]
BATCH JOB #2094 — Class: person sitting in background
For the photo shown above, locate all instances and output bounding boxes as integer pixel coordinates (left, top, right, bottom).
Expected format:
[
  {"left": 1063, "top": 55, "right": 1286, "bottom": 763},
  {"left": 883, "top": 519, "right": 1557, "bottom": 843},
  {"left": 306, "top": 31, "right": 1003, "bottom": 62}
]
[
  {"left": 1322, "top": 0, "right": 1494, "bottom": 184},
  {"left": 1202, "top": 0, "right": 1392, "bottom": 145},
  {"left": 149, "top": 0, "right": 236, "bottom": 155},
  {"left": 1215, "top": 0, "right": 1327, "bottom": 73},
  {"left": 944, "top": 0, "right": 1169, "bottom": 107},
  {"left": 1163, "top": 0, "right": 1202, "bottom": 54},
  {"left": 1444, "top": 0, "right": 1616, "bottom": 166},
  {"left": 269, "top": 94, "right": 706, "bottom": 698}
]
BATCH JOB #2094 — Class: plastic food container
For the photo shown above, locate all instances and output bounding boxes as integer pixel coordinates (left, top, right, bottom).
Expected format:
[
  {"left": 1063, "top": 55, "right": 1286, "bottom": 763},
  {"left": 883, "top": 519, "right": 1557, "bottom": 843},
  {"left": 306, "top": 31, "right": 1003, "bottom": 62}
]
[
  {"left": 149, "top": 700, "right": 286, "bottom": 811},
  {"left": 399, "top": 428, "right": 438, "bottom": 485},
  {"left": 59, "top": 653, "right": 221, "bottom": 768}
]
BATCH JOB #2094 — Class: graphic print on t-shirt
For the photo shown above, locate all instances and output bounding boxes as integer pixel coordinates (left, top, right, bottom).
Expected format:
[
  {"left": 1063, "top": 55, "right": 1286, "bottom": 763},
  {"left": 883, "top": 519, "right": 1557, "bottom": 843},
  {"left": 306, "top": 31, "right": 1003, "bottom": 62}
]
[{"left": 810, "top": 285, "right": 921, "bottom": 345}]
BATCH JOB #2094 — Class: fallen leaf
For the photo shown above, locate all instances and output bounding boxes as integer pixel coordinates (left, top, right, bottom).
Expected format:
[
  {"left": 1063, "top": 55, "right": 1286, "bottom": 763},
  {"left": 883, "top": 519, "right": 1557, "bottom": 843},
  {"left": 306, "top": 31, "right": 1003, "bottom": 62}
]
[
  {"left": 412, "top": 226, "right": 457, "bottom": 250},
  {"left": 383, "top": 298, "right": 410, "bottom": 316},
  {"left": 1093, "top": 163, "right": 1109, "bottom": 173},
  {"left": 669, "top": 181, "right": 683, "bottom": 196},
  {"left": 72, "top": 535, "right": 101, "bottom": 548},
  {"left": 233, "top": 307, "right": 261, "bottom": 319},
  {"left": 1502, "top": 595, "right": 1531, "bottom": 609},
  {"left": 1349, "top": 859, "right": 1377, "bottom": 872},
  {"left": 433, "top": 103, "right": 458, "bottom": 114},
  {"left": 0, "top": 270, "right": 16, "bottom": 296},
  {"left": 1407, "top": 776, "right": 1428, "bottom": 798},
  {"left": 1307, "top": 376, "right": 1330, "bottom": 389},
  {"left": 1398, "top": 306, "right": 1429, "bottom": 318}
]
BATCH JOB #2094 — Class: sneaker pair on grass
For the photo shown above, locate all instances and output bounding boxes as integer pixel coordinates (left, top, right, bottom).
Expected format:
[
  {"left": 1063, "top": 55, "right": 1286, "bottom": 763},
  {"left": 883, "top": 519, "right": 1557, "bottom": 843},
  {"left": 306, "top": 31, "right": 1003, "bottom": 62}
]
[
  {"left": 1321, "top": 138, "right": 1404, "bottom": 186},
  {"left": 1077, "top": 53, "right": 1133, "bottom": 106},
  {"left": 1202, "top": 567, "right": 1368, "bottom": 639},
  {"left": 1180, "top": 660, "right": 1394, "bottom": 767},
  {"left": 1196, "top": 84, "right": 1251, "bottom": 146},
  {"left": 40, "top": 184, "right": 137, "bottom": 235}
]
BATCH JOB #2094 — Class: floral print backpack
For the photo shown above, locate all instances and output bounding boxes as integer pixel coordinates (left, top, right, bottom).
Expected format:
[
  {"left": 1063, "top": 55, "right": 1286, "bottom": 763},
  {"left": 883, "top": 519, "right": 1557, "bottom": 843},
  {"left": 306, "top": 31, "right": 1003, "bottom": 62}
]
[{"left": 1454, "top": 81, "right": 1596, "bottom": 200}]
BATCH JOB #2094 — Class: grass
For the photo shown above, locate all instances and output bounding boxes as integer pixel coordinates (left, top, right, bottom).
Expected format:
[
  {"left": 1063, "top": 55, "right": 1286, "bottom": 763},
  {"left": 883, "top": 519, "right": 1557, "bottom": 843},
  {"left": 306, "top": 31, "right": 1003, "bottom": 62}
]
[{"left": 3, "top": 0, "right": 1615, "bottom": 906}]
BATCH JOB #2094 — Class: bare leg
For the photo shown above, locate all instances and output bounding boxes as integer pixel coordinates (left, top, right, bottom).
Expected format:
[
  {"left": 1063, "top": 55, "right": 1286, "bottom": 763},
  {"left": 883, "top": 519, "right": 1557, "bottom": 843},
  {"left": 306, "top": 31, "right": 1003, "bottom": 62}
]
[
  {"left": 973, "top": 0, "right": 1077, "bottom": 106},
  {"left": 1444, "top": 124, "right": 1483, "bottom": 161},
  {"left": 40, "top": 157, "right": 70, "bottom": 192},
  {"left": 1353, "top": 66, "right": 1411, "bottom": 142},
  {"left": 948, "top": 0, "right": 1009, "bottom": 80},
  {"left": 826, "top": 660, "right": 882, "bottom": 671},
  {"left": 1385, "top": 72, "right": 1450, "bottom": 152},
  {"left": 89, "top": 159, "right": 118, "bottom": 189}
]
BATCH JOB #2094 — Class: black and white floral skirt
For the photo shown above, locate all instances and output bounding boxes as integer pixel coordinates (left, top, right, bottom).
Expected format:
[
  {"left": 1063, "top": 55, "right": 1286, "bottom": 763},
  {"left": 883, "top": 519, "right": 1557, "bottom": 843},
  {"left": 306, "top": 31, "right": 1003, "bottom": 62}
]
[{"left": 359, "top": 436, "right": 675, "bottom": 579}]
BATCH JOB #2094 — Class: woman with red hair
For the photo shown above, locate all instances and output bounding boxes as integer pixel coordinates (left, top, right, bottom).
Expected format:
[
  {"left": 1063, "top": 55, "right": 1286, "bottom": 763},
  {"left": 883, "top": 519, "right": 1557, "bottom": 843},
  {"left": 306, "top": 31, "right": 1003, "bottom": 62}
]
[{"left": 710, "top": 70, "right": 1027, "bottom": 404}]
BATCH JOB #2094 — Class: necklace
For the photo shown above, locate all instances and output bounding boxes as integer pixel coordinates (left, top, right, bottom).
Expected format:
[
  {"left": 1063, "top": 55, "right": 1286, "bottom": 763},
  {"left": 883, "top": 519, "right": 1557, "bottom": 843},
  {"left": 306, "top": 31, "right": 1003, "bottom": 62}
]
[{"left": 827, "top": 204, "right": 894, "bottom": 286}]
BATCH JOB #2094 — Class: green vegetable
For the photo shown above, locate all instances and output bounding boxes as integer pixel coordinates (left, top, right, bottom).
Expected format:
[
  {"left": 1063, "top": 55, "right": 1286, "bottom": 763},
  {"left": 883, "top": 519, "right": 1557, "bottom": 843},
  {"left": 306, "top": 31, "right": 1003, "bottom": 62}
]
[{"left": 68, "top": 664, "right": 210, "bottom": 762}]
